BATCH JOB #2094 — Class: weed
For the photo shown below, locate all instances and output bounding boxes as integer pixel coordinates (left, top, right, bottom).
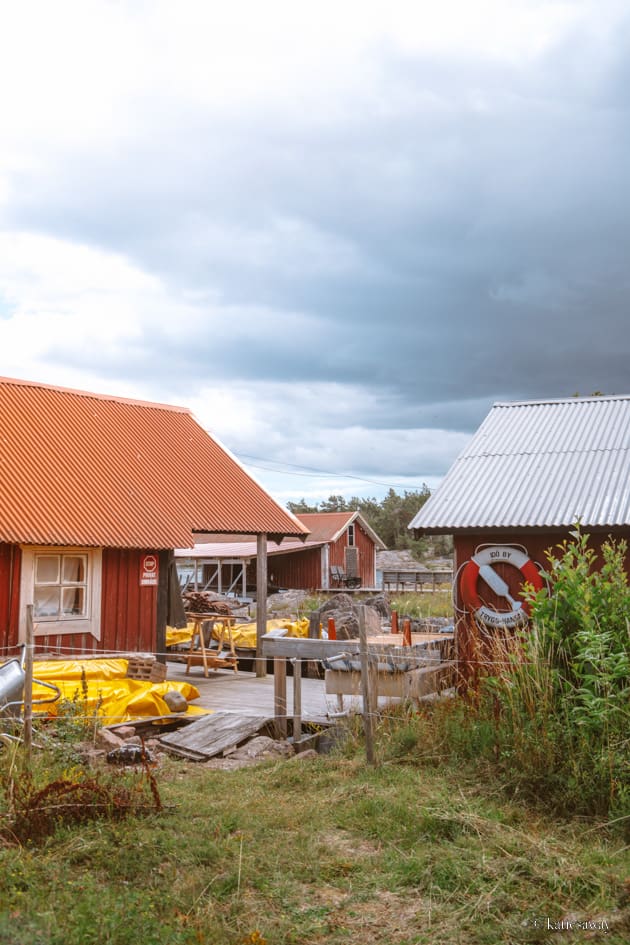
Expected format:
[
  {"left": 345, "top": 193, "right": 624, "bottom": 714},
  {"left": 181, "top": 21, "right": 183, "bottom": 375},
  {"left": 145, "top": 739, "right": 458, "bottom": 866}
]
[{"left": 0, "top": 760, "right": 162, "bottom": 845}]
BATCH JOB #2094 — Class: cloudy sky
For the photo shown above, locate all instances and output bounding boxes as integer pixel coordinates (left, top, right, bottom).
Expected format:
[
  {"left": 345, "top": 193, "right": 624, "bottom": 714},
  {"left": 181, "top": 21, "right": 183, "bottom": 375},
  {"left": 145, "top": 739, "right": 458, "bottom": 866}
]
[{"left": 1, "top": 0, "right": 628, "bottom": 506}]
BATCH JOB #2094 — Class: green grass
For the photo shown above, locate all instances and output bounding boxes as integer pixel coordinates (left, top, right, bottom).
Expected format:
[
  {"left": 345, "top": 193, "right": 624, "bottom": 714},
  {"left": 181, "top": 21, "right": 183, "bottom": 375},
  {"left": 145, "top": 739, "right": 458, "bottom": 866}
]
[
  {"left": 390, "top": 590, "right": 454, "bottom": 620},
  {"left": 1, "top": 734, "right": 628, "bottom": 945}
]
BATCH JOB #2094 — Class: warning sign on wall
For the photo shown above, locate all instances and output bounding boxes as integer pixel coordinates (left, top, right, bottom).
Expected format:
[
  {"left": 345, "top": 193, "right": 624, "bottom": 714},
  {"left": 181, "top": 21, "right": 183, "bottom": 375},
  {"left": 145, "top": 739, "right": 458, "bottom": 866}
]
[{"left": 140, "top": 554, "right": 159, "bottom": 587}]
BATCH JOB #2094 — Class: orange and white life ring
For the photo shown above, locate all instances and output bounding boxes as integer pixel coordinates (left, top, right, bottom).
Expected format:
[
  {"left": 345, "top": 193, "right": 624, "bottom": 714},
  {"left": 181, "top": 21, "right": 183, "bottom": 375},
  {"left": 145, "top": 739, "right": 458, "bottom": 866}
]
[{"left": 460, "top": 546, "right": 544, "bottom": 629}]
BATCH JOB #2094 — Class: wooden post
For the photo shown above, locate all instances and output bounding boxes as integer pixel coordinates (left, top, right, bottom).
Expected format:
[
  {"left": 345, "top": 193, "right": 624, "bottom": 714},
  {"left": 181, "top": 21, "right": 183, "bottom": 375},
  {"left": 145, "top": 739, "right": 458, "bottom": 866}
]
[
  {"left": 156, "top": 550, "right": 170, "bottom": 664},
  {"left": 391, "top": 610, "right": 399, "bottom": 634},
  {"left": 274, "top": 656, "right": 287, "bottom": 739},
  {"left": 358, "top": 605, "right": 376, "bottom": 765},
  {"left": 291, "top": 657, "right": 302, "bottom": 743},
  {"left": 256, "top": 533, "right": 268, "bottom": 678},
  {"left": 23, "top": 604, "right": 34, "bottom": 763},
  {"left": 402, "top": 619, "right": 412, "bottom": 646},
  {"left": 327, "top": 617, "right": 336, "bottom": 640}
]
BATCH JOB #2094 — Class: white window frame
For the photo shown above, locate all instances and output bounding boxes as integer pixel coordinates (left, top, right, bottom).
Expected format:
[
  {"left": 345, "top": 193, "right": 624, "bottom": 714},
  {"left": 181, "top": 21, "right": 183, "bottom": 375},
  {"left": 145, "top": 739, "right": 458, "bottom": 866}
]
[
  {"left": 347, "top": 523, "right": 355, "bottom": 547},
  {"left": 19, "top": 546, "right": 102, "bottom": 640}
]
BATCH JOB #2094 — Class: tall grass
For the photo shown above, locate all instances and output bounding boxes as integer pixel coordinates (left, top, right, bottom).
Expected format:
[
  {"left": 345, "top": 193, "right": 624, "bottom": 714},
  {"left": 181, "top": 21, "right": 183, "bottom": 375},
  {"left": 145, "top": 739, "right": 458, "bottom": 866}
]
[{"left": 411, "top": 531, "right": 630, "bottom": 820}]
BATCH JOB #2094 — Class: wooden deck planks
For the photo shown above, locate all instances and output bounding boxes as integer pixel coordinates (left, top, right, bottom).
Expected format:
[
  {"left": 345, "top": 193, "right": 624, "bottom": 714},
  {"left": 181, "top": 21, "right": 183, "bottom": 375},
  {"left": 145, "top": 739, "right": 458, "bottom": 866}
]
[{"left": 158, "top": 711, "right": 272, "bottom": 761}]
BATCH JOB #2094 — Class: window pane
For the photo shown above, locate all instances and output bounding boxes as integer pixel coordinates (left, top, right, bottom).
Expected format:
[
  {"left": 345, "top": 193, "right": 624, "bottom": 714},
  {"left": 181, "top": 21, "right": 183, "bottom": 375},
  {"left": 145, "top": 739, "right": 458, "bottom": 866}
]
[
  {"left": 34, "top": 587, "right": 61, "bottom": 618},
  {"left": 35, "top": 555, "right": 60, "bottom": 584},
  {"left": 62, "top": 587, "right": 86, "bottom": 617},
  {"left": 63, "top": 555, "right": 86, "bottom": 584}
]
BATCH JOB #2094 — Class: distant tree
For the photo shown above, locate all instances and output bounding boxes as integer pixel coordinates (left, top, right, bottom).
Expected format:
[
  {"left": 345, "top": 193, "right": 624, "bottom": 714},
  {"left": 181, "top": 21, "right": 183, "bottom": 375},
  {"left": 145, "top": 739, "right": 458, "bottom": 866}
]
[
  {"left": 287, "top": 498, "right": 319, "bottom": 514},
  {"left": 288, "top": 487, "right": 434, "bottom": 552},
  {"left": 319, "top": 495, "right": 350, "bottom": 512}
]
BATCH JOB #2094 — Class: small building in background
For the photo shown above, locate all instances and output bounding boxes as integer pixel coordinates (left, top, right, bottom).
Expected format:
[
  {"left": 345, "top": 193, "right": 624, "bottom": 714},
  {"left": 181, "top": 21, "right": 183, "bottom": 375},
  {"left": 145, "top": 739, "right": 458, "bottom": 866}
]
[
  {"left": 409, "top": 395, "right": 630, "bottom": 673},
  {"left": 177, "top": 511, "right": 386, "bottom": 594},
  {"left": 0, "top": 376, "right": 308, "bottom": 658}
]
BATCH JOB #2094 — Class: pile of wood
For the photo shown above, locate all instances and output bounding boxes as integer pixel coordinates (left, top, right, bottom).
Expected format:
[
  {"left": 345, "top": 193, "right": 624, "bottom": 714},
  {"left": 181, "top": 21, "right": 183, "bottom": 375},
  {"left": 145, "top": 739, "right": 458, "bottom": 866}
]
[{"left": 182, "top": 591, "right": 234, "bottom": 615}]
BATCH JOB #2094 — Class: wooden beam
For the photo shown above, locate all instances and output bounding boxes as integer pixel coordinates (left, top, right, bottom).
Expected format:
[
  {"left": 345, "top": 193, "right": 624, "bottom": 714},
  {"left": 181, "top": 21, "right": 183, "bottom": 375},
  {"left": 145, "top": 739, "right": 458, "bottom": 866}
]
[
  {"left": 358, "top": 605, "right": 376, "bottom": 765},
  {"left": 256, "top": 533, "right": 268, "bottom": 677},
  {"left": 273, "top": 656, "right": 287, "bottom": 739},
  {"left": 156, "top": 550, "right": 170, "bottom": 663},
  {"left": 23, "top": 605, "right": 34, "bottom": 763}
]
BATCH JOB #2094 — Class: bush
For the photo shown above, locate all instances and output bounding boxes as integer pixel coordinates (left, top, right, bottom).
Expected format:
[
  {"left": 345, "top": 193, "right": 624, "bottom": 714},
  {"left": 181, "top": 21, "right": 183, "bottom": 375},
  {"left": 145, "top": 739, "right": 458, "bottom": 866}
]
[{"left": 410, "top": 530, "right": 630, "bottom": 821}]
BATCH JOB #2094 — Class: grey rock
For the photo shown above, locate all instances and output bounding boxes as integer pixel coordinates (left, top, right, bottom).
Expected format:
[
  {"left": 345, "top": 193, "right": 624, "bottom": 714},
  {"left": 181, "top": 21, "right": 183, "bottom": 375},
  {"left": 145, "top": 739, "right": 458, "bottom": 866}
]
[
  {"left": 163, "top": 690, "right": 188, "bottom": 713},
  {"left": 362, "top": 595, "right": 391, "bottom": 619},
  {"left": 94, "top": 728, "right": 125, "bottom": 751},
  {"left": 230, "top": 736, "right": 294, "bottom": 760},
  {"left": 107, "top": 744, "right": 155, "bottom": 765},
  {"left": 319, "top": 594, "right": 354, "bottom": 614}
]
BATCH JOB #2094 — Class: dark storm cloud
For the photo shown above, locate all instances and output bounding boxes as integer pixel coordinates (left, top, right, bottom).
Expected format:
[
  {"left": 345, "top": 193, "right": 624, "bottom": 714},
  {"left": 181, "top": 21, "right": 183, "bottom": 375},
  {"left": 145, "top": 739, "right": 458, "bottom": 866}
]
[{"left": 7, "top": 10, "right": 630, "bottom": 438}]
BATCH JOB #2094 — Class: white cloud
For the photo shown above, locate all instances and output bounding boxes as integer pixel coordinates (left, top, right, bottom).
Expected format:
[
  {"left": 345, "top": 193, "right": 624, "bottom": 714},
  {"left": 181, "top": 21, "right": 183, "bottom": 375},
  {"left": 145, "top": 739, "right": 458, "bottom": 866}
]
[{"left": 0, "top": 0, "right": 628, "bottom": 505}]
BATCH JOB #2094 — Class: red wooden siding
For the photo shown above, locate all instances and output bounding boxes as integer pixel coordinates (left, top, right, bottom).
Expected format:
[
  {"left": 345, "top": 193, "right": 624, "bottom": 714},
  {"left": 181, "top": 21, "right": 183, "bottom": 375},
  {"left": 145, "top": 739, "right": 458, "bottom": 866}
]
[
  {"left": 243, "top": 546, "right": 322, "bottom": 592},
  {"left": 454, "top": 528, "right": 630, "bottom": 681},
  {"left": 0, "top": 543, "right": 21, "bottom": 656},
  {"left": 100, "top": 548, "right": 158, "bottom": 654},
  {"left": 267, "top": 547, "right": 322, "bottom": 591},
  {"left": 0, "top": 544, "right": 157, "bottom": 658},
  {"left": 329, "top": 522, "right": 376, "bottom": 586}
]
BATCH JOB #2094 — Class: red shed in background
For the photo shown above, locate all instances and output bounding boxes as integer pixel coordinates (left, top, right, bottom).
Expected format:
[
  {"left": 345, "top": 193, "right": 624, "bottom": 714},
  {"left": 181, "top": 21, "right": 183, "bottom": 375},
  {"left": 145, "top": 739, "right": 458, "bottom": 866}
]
[
  {"left": 177, "top": 511, "right": 387, "bottom": 593},
  {"left": 409, "top": 395, "right": 630, "bottom": 676},
  {"left": 0, "top": 376, "right": 308, "bottom": 659}
]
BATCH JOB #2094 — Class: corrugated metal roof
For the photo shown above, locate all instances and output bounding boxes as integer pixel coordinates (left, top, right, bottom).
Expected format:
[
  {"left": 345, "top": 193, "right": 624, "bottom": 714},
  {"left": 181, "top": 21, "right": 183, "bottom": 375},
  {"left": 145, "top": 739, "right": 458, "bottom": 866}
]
[
  {"left": 175, "top": 538, "right": 326, "bottom": 560},
  {"left": 409, "top": 395, "right": 630, "bottom": 532},
  {"left": 0, "top": 376, "right": 309, "bottom": 549},
  {"left": 297, "top": 512, "right": 387, "bottom": 549}
]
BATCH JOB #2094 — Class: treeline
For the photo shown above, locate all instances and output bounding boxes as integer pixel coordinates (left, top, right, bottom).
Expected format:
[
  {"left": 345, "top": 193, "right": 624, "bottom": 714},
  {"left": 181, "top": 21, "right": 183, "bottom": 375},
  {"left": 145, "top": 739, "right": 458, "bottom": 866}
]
[{"left": 287, "top": 488, "right": 452, "bottom": 557}]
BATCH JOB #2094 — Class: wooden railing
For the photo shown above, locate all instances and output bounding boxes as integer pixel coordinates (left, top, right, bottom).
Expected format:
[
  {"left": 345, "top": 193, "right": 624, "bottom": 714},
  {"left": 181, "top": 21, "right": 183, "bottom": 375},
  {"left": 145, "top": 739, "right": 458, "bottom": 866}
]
[{"left": 381, "top": 570, "right": 452, "bottom": 592}]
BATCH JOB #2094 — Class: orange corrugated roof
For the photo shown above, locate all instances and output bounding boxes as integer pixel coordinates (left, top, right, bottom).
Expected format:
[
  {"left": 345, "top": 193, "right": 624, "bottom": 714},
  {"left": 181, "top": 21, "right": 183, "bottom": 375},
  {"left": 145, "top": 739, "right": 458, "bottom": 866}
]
[
  {"left": 297, "top": 511, "right": 387, "bottom": 549},
  {"left": 0, "top": 376, "right": 309, "bottom": 549},
  {"left": 297, "top": 512, "right": 356, "bottom": 542}
]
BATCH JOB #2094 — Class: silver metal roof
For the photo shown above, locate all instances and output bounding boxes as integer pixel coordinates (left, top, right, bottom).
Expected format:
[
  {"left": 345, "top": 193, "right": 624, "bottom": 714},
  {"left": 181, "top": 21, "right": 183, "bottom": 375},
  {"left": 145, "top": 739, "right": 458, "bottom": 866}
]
[{"left": 409, "top": 395, "right": 630, "bottom": 532}]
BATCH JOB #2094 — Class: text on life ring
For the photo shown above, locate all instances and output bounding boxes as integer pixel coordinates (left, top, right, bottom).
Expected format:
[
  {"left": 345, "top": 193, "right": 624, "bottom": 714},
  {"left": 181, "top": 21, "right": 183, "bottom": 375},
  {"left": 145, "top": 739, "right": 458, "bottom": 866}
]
[{"left": 460, "top": 546, "right": 544, "bottom": 629}]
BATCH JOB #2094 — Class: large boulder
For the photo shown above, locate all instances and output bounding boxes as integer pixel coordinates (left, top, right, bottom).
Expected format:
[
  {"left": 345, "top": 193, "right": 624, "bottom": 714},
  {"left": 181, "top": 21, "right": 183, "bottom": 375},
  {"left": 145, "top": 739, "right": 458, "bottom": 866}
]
[
  {"left": 318, "top": 593, "right": 355, "bottom": 614},
  {"left": 312, "top": 599, "right": 383, "bottom": 639},
  {"left": 362, "top": 594, "right": 391, "bottom": 619}
]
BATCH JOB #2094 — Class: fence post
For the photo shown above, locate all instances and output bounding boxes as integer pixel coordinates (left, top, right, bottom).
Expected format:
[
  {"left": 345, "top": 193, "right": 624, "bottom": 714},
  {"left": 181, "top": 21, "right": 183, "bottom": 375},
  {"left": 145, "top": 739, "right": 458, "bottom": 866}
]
[
  {"left": 358, "top": 605, "right": 376, "bottom": 765},
  {"left": 23, "top": 604, "right": 34, "bottom": 763}
]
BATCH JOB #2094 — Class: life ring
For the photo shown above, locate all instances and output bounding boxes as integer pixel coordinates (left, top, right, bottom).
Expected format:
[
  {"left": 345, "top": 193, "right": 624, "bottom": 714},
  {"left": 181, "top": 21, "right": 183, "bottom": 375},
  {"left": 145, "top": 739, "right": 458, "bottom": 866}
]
[{"left": 460, "top": 546, "right": 544, "bottom": 629}]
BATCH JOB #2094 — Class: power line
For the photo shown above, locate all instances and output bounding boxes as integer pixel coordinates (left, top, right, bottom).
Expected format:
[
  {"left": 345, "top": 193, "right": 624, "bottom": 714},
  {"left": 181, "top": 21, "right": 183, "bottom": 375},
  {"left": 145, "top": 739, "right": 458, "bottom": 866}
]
[{"left": 238, "top": 453, "right": 428, "bottom": 491}]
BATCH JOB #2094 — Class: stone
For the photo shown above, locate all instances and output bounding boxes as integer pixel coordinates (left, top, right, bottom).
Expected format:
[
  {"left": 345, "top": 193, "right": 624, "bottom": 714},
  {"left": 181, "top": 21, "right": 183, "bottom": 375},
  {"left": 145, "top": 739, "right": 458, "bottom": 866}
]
[
  {"left": 114, "top": 725, "right": 136, "bottom": 739},
  {"left": 94, "top": 728, "right": 125, "bottom": 751},
  {"left": 333, "top": 612, "right": 359, "bottom": 640},
  {"left": 163, "top": 690, "right": 188, "bottom": 713},
  {"left": 230, "top": 736, "right": 295, "bottom": 760},
  {"left": 362, "top": 595, "right": 391, "bottom": 619},
  {"left": 107, "top": 744, "right": 155, "bottom": 766},
  {"left": 319, "top": 604, "right": 382, "bottom": 640},
  {"left": 319, "top": 593, "right": 354, "bottom": 614}
]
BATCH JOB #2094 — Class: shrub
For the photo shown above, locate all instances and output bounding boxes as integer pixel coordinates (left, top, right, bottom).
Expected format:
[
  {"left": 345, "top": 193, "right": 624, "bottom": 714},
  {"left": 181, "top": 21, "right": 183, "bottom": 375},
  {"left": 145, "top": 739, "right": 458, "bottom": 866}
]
[{"left": 409, "top": 530, "right": 630, "bottom": 821}]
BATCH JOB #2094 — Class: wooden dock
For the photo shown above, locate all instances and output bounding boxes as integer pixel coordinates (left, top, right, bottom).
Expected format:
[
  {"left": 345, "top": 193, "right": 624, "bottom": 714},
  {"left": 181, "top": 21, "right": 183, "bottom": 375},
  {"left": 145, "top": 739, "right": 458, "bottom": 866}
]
[{"left": 166, "top": 660, "right": 396, "bottom": 724}]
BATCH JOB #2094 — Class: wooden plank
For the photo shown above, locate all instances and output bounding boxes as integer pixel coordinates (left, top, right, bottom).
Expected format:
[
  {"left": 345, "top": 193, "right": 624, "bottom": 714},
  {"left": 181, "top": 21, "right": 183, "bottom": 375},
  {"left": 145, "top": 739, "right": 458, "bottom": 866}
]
[
  {"left": 292, "top": 658, "right": 302, "bottom": 742},
  {"left": 158, "top": 711, "right": 271, "bottom": 761},
  {"left": 273, "top": 656, "right": 287, "bottom": 739},
  {"left": 358, "top": 605, "right": 375, "bottom": 765},
  {"left": 261, "top": 632, "right": 453, "bottom": 660},
  {"left": 256, "top": 534, "right": 268, "bottom": 678}
]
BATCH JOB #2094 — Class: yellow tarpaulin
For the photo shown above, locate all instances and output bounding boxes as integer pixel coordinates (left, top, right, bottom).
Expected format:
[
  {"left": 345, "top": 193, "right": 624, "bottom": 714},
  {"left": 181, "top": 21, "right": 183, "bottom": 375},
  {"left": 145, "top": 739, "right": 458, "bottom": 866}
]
[
  {"left": 166, "top": 626, "right": 194, "bottom": 647},
  {"left": 215, "top": 617, "right": 310, "bottom": 650},
  {"left": 31, "top": 659, "right": 205, "bottom": 724}
]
